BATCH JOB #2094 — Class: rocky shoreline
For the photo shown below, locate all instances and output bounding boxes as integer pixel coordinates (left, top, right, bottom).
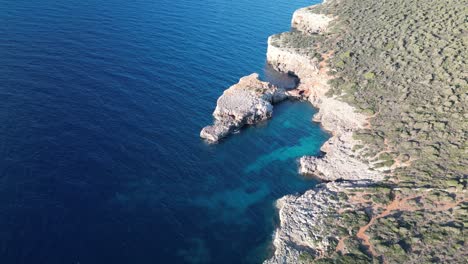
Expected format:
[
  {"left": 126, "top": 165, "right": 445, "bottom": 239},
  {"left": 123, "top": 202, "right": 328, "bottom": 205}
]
[
  {"left": 202, "top": 2, "right": 390, "bottom": 263},
  {"left": 263, "top": 5, "right": 388, "bottom": 263},
  {"left": 263, "top": 1, "right": 468, "bottom": 263},
  {"left": 199, "top": 0, "right": 468, "bottom": 262}
]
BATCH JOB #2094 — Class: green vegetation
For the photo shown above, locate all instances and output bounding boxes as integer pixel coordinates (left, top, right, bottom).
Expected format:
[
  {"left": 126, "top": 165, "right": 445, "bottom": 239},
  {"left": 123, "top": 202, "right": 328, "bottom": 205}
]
[
  {"left": 320, "top": 0, "right": 467, "bottom": 189},
  {"left": 291, "top": 0, "right": 467, "bottom": 262},
  {"left": 367, "top": 205, "right": 467, "bottom": 263},
  {"left": 299, "top": 252, "right": 314, "bottom": 263},
  {"left": 270, "top": 31, "right": 323, "bottom": 61}
]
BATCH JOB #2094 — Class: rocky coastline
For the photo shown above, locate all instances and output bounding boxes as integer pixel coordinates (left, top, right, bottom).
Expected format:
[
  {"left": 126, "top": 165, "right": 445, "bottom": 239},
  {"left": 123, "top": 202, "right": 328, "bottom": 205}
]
[
  {"left": 200, "top": 3, "right": 383, "bottom": 263},
  {"left": 202, "top": 0, "right": 467, "bottom": 263},
  {"left": 263, "top": 5, "right": 387, "bottom": 263}
]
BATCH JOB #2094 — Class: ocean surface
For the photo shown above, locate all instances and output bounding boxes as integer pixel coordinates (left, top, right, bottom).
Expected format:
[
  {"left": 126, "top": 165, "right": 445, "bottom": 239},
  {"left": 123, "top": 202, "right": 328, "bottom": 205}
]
[{"left": 0, "top": 0, "right": 325, "bottom": 263}]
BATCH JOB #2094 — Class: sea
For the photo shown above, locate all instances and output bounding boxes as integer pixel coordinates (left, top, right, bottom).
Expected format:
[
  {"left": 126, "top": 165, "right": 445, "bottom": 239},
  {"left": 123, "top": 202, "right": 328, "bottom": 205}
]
[{"left": 0, "top": 0, "right": 326, "bottom": 263}]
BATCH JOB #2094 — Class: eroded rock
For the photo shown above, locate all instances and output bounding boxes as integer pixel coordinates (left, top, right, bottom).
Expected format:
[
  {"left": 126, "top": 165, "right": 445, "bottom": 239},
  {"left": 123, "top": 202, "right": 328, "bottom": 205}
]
[
  {"left": 263, "top": 4, "right": 385, "bottom": 264},
  {"left": 267, "top": 36, "right": 320, "bottom": 79},
  {"left": 265, "top": 181, "right": 372, "bottom": 264},
  {"left": 200, "top": 73, "right": 286, "bottom": 143},
  {"left": 291, "top": 6, "right": 333, "bottom": 34}
]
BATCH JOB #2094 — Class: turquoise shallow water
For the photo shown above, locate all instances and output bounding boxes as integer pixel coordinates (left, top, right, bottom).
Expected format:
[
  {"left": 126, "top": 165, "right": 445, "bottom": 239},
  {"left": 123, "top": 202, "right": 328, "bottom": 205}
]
[{"left": 0, "top": 0, "right": 324, "bottom": 263}]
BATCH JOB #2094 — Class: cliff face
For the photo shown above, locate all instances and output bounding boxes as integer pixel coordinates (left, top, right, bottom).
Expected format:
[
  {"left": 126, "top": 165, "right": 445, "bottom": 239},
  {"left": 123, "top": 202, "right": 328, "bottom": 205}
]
[
  {"left": 266, "top": 7, "right": 382, "bottom": 183},
  {"left": 291, "top": 6, "right": 333, "bottom": 35},
  {"left": 266, "top": 36, "right": 319, "bottom": 80}
]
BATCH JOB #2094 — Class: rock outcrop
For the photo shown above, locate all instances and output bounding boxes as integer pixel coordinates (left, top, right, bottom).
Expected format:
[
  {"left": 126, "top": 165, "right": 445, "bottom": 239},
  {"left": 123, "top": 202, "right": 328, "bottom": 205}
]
[
  {"left": 200, "top": 73, "right": 287, "bottom": 143},
  {"left": 267, "top": 36, "right": 320, "bottom": 79},
  {"left": 265, "top": 181, "right": 372, "bottom": 264},
  {"left": 298, "top": 96, "right": 383, "bottom": 181},
  {"left": 291, "top": 6, "right": 333, "bottom": 34},
  {"left": 299, "top": 132, "right": 383, "bottom": 182}
]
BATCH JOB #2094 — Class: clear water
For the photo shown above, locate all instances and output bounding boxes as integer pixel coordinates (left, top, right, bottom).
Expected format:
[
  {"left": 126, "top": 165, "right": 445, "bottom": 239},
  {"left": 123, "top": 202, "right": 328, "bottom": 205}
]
[{"left": 0, "top": 0, "right": 325, "bottom": 263}]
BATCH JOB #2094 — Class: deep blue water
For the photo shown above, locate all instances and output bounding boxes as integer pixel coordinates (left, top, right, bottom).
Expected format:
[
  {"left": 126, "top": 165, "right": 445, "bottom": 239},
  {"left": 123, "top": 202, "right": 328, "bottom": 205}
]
[{"left": 0, "top": 0, "right": 325, "bottom": 263}]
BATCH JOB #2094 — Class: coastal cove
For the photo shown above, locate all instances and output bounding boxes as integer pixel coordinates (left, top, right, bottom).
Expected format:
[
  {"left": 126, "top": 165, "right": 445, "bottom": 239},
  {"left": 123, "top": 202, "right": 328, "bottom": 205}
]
[{"left": 0, "top": 0, "right": 327, "bottom": 263}]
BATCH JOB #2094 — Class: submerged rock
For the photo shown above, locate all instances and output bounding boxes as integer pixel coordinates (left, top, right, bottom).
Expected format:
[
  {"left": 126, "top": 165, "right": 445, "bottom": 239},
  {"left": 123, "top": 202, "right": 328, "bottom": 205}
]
[{"left": 200, "top": 73, "right": 287, "bottom": 143}]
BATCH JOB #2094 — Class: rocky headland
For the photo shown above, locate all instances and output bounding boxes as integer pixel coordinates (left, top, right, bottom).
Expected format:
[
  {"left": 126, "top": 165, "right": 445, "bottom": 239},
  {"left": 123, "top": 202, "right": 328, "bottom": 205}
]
[
  {"left": 202, "top": 4, "right": 385, "bottom": 262},
  {"left": 200, "top": 73, "right": 287, "bottom": 143},
  {"left": 202, "top": 0, "right": 467, "bottom": 263}
]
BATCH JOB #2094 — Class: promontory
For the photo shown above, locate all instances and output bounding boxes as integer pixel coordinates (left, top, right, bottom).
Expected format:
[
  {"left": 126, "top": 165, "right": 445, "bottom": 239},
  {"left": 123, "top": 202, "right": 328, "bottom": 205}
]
[{"left": 202, "top": 0, "right": 467, "bottom": 263}]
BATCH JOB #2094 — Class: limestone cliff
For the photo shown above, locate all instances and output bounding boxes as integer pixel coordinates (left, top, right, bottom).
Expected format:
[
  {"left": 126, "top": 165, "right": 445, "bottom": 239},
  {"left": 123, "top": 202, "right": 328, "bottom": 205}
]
[
  {"left": 264, "top": 1, "right": 467, "bottom": 263},
  {"left": 202, "top": 1, "right": 467, "bottom": 262},
  {"left": 266, "top": 9, "right": 381, "bottom": 183},
  {"left": 263, "top": 5, "right": 385, "bottom": 263},
  {"left": 291, "top": 5, "right": 333, "bottom": 35}
]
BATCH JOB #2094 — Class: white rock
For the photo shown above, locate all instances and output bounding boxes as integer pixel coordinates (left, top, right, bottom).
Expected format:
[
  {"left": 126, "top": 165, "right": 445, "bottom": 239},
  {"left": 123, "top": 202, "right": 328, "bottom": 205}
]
[
  {"left": 291, "top": 6, "right": 333, "bottom": 34},
  {"left": 200, "top": 73, "right": 286, "bottom": 143},
  {"left": 264, "top": 4, "right": 384, "bottom": 263},
  {"left": 265, "top": 181, "right": 372, "bottom": 264},
  {"left": 267, "top": 36, "right": 320, "bottom": 79}
]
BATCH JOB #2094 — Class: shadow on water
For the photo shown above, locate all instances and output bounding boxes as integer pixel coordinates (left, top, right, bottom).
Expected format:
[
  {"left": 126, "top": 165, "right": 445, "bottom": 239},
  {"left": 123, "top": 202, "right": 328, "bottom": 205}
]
[{"left": 263, "top": 63, "right": 299, "bottom": 90}]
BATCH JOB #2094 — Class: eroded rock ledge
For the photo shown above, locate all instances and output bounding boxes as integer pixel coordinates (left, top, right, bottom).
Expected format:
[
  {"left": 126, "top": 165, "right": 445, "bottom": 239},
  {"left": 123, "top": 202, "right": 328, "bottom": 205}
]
[
  {"left": 200, "top": 73, "right": 286, "bottom": 143},
  {"left": 267, "top": 7, "right": 382, "bottom": 183},
  {"left": 291, "top": 5, "right": 333, "bottom": 34}
]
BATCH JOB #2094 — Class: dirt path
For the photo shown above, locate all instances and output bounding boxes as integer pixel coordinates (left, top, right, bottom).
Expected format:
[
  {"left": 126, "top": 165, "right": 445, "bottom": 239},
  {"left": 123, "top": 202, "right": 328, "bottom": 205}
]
[
  {"left": 335, "top": 236, "right": 349, "bottom": 254},
  {"left": 355, "top": 195, "right": 419, "bottom": 256},
  {"left": 355, "top": 193, "right": 467, "bottom": 258},
  {"left": 319, "top": 51, "right": 334, "bottom": 75}
]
